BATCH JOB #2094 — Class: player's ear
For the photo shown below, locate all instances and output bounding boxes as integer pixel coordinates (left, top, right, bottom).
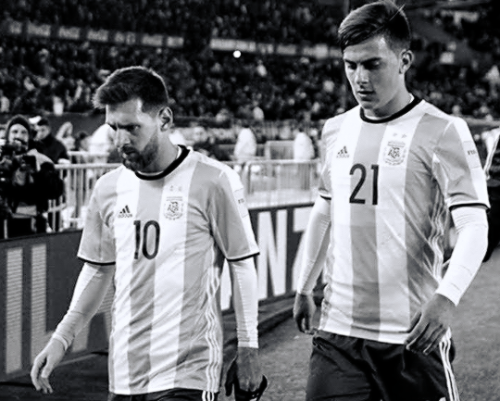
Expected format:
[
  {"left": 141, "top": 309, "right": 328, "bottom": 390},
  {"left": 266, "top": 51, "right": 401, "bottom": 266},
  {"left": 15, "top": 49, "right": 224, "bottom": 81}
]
[
  {"left": 159, "top": 107, "right": 173, "bottom": 131},
  {"left": 399, "top": 49, "right": 413, "bottom": 74}
]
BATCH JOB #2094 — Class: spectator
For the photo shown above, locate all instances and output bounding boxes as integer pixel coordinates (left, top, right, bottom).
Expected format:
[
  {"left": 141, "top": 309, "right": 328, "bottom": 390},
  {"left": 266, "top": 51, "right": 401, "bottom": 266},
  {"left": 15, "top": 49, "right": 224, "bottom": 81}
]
[
  {"left": 293, "top": 122, "right": 315, "bottom": 189},
  {"left": 88, "top": 124, "right": 116, "bottom": 162},
  {"left": 252, "top": 101, "right": 265, "bottom": 122},
  {"left": 70, "top": 130, "right": 91, "bottom": 163},
  {"left": 33, "top": 116, "right": 70, "bottom": 231},
  {"left": 168, "top": 126, "right": 187, "bottom": 146},
  {"left": 72, "top": 130, "right": 90, "bottom": 152},
  {"left": 191, "top": 125, "right": 231, "bottom": 161},
  {"left": 0, "top": 124, "right": 6, "bottom": 147},
  {"left": 233, "top": 123, "right": 257, "bottom": 162},
  {"left": 0, "top": 115, "right": 64, "bottom": 239},
  {"left": 0, "top": 89, "right": 10, "bottom": 113},
  {"left": 0, "top": 3, "right": 499, "bottom": 121},
  {"left": 55, "top": 121, "right": 75, "bottom": 153},
  {"left": 292, "top": 123, "right": 315, "bottom": 161},
  {"left": 33, "top": 117, "right": 70, "bottom": 164}
]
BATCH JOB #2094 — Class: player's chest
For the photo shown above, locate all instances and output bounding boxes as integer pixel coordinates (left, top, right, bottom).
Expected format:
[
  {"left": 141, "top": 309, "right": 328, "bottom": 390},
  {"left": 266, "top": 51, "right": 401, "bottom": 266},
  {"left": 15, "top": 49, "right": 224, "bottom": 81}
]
[
  {"left": 104, "top": 177, "right": 206, "bottom": 237},
  {"left": 328, "top": 127, "right": 429, "bottom": 198},
  {"left": 331, "top": 126, "right": 414, "bottom": 170}
]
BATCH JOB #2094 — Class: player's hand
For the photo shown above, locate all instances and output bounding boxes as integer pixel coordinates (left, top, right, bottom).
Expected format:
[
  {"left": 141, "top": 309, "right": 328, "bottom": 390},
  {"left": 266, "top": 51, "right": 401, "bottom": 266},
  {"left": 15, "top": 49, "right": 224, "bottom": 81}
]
[
  {"left": 225, "top": 347, "right": 267, "bottom": 400},
  {"left": 405, "top": 294, "right": 456, "bottom": 355},
  {"left": 235, "top": 346, "right": 262, "bottom": 392},
  {"left": 293, "top": 292, "right": 316, "bottom": 334},
  {"left": 30, "top": 338, "right": 66, "bottom": 394}
]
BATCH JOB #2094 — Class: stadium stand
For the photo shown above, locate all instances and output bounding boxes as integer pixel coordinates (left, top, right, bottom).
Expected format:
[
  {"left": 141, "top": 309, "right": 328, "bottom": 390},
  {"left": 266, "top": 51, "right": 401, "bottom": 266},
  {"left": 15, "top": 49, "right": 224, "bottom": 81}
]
[{"left": 0, "top": 1, "right": 498, "bottom": 122}]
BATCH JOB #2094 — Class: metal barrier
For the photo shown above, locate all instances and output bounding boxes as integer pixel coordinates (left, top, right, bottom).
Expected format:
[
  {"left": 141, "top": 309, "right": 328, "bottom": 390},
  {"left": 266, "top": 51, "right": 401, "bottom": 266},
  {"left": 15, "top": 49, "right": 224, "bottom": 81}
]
[
  {"left": 48, "top": 159, "right": 321, "bottom": 231},
  {"left": 48, "top": 163, "right": 120, "bottom": 230},
  {"left": 240, "top": 159, "right": 320, "bottom": 208}
]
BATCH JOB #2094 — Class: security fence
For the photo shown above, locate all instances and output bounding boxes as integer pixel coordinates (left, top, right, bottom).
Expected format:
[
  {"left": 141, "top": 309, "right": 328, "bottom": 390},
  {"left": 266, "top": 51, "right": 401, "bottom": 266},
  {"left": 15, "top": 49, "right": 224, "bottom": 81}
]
[{"left": 48, "top": 158, "right": 321, "bottom": 231}]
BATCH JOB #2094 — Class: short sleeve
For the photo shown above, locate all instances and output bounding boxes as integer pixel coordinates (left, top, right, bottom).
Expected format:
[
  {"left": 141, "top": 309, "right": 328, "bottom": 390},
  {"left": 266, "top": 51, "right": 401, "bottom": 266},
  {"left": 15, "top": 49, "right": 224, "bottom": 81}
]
[
  {"left": 77, "top": 181, "right": 116, "bottom": 265},
  {"left": 318, "top": 118, "right": 339, "bottom": 200},
  {"left": 209, "top": 167, "right": 259, "bottom": 261},
  {"left": 434, "top": 118, "right": 489, "bottom": 209}
]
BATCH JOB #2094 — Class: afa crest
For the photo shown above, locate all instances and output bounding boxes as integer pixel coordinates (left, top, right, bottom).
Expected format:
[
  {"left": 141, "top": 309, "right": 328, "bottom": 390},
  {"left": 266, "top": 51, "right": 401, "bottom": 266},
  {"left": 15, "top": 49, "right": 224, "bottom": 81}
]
[
  {"left": 164, "top": 196, "right": 184, "bottom": 220},
  {"left": 384, "top": 140, "right": 406, "bottom": 165}
]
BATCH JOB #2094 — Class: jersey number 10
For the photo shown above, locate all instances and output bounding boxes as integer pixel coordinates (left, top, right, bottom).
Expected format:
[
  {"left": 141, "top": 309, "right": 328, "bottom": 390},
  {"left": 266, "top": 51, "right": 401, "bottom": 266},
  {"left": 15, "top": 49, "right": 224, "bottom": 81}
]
[{"left": 134, "top": 220, "right": 160, "bottom": 259}]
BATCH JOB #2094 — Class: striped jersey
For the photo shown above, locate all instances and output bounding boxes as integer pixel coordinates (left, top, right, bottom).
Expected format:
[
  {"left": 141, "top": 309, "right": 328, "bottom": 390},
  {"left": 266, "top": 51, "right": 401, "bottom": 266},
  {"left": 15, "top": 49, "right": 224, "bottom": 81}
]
[
  {"left": 318, "top": 98, "right": 489, "bottom": 344},
  {"left": 77, "top": 147, "right": 259, "bottom": 394}
]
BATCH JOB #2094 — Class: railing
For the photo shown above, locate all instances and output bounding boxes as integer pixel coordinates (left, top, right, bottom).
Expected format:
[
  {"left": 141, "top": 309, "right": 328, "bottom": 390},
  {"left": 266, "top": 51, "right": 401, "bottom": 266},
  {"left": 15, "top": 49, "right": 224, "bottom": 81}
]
[
  {"left": 48, "top": 163, "right": 120, "bottom": 230},
  {"left": 239, "top": 159, "right": 320, "bottom": 208},
  {"left": 48, "top": 159, "right": 321, "bottom": 231}
]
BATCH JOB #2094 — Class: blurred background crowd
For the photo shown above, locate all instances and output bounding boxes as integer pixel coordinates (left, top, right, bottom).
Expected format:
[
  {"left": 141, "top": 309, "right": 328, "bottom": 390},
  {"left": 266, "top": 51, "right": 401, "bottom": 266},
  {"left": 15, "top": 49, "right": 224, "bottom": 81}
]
[
  {"left": 0, "top": 0, "right": 499, "bottom": 124},
  {"left": 0, "top": 0, "right": 499, "bottom": 238}
]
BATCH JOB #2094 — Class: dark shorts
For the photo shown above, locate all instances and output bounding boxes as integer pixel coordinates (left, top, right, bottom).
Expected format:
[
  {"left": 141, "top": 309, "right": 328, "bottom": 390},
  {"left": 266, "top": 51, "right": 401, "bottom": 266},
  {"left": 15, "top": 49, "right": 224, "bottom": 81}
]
[
  {"left": 306, "top": 331, "right": 459, "bottom": 401},
  {"left": 108, "top": 388, "right": 218, "bottom": 401}
]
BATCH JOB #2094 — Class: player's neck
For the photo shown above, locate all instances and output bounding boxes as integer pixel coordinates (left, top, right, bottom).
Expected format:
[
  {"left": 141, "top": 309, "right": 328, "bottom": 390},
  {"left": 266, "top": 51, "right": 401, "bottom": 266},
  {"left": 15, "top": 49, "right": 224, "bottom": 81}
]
[
  {"left": 364, "top": 90, "right": 413, "bottom": 120},
  {"left": 140, "top": 143, "right": 181, "bottom": 175}
]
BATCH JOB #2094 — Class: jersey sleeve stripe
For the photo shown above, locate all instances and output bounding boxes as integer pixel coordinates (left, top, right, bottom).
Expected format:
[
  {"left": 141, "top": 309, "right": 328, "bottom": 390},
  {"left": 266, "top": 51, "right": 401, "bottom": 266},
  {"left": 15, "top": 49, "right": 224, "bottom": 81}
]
[
  {"left": 449, "top": 202, "right": 489, "bottom": 211},
  {"left": 77, "top": 256, "right": 115, "bottom": 266},
  {"left": 226, "top": 252, "right": 260, "bottom": 262}
]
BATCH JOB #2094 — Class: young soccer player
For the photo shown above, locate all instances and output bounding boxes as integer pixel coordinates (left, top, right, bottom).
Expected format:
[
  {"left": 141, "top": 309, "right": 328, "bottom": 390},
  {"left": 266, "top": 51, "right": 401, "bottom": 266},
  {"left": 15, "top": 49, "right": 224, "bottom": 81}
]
[
  {"left": 294, "top": 2, "right": 489, "bottom": 400},
  {"left": 31, "top": 66, "right": 264, "bottom": 401}
]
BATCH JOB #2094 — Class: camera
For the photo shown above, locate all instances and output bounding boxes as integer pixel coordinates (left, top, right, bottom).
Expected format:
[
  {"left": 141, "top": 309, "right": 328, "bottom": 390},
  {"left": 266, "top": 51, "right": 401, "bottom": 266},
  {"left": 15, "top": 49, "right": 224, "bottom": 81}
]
[{"left": 0, "top": 143, "right": 37, "bottom": 219}]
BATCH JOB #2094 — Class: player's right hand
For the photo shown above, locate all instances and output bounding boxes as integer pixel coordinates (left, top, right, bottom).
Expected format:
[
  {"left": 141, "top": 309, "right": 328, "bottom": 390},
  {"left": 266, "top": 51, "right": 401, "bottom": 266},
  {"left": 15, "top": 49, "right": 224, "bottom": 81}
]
[
  {"left": 293, "top": 292, "right": 316, "bottom": 334},
  {"left": 30, "top": 338, "right": 66, "bottom": 394}
]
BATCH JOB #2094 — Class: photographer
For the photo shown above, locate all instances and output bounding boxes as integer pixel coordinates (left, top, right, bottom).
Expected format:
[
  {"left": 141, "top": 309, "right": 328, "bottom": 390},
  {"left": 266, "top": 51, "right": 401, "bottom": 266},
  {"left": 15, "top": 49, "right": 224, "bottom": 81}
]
[{"left": 0, "top": 115, "right": 64, "bottom": 239}]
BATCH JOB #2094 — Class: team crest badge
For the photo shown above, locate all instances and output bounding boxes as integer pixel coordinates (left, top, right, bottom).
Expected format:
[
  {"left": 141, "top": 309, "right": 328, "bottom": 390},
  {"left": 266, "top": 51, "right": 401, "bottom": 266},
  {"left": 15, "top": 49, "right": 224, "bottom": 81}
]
[
  {"left": 384, "top": 140, "right": 406, "bottom": 165},
  {"left": 164, "top": 196, "right": 184, "bottom": 220}
]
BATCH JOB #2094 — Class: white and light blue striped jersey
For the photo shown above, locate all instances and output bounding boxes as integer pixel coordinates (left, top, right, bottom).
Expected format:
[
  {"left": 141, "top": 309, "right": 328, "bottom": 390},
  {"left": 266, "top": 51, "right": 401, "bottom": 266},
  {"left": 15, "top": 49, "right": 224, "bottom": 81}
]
[
  {"left": 319, "top": 98, "right": 489, "bottom": 344},
  {"left": 77, "top": 147, "right": 259, "bottom": 394}
]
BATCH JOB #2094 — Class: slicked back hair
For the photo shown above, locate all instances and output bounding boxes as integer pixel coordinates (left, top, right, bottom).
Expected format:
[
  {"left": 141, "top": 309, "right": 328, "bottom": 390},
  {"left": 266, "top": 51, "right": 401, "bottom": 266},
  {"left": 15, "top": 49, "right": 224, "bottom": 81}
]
[
  {"left": 93, "top": 66, "right": 169, "bottom": 115},
  {"left": 338, "top": 1, "right": 411, "bottom": 53}
]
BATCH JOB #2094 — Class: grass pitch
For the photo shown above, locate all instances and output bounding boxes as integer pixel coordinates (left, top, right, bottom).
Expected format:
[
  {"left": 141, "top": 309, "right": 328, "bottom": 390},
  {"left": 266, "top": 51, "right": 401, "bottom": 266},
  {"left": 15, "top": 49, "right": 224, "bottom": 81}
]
[{"left": 453, "top": 249, "right": 500, "bottom": 401}]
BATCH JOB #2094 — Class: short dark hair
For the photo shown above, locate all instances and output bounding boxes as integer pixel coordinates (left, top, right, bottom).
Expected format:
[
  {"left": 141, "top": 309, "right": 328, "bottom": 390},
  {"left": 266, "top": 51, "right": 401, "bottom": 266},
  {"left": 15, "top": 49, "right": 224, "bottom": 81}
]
[
  {"left": 338, "top": 0, "right": 411, "bottom": 53},
  {"left": 93, "top": 66, "right": 169, "bottom": 114},
  {"left": 36, "top": 117, "right": 50, "bottom": 127}
]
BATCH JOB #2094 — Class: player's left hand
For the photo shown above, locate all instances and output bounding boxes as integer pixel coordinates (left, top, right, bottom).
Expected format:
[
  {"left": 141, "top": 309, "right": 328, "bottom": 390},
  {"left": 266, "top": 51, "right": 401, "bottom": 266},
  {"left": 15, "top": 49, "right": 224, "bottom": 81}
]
[
  {"left": 405, "top": 293, "right": 456, "bottom": 355},
  {"left": 235, "top": 346, "right": 262, "bottom": 392},
  {"left": 225, "top": 346, "right": 267, "bottom": 400}
]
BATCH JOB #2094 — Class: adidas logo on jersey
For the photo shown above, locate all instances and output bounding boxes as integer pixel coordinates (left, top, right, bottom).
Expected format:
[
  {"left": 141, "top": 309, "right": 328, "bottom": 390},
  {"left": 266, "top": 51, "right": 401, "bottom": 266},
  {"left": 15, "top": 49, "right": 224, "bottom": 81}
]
[
  {"left": 117, "top": 205, "right": 133, "bottom": 218},
  {"left": 336, "top": 146, "right": 349, "bottom": 158}
]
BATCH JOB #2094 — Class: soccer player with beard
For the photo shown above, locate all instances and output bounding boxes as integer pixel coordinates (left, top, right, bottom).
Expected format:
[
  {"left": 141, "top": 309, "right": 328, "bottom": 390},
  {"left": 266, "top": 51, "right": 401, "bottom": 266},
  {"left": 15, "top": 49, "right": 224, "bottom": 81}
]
[
  {"left": 294, "top": 2, "right": 489, "bottom": 400},
  {"left": 31, "top": 66, "right": 264, "bottom": 401}
]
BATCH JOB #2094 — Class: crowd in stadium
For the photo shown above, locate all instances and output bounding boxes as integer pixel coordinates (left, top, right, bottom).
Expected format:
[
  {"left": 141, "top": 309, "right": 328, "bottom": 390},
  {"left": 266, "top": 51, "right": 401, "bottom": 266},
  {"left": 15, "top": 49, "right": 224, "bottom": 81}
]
[
  {"left": 3, "top": 0, "right": 341, "bottom": 45},
  {"left": 0, "top": 0, "right": 499, "bottom": 122}
]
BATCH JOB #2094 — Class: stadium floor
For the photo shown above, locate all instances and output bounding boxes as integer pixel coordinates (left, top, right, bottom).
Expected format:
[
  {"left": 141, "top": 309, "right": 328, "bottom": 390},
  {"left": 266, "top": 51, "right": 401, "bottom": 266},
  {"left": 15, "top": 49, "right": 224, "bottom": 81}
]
[
  {"left": 3, "top": 247, "right": 500, "bottom": 401},
  {"left": 0, "top": 295, "right": 294, "bottom": 401}
]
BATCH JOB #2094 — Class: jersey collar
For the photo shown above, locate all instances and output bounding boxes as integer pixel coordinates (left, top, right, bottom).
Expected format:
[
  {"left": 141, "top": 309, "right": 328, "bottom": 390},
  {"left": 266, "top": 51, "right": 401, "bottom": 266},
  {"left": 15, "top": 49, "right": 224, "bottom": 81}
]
[
  {"left": 135, "top": 145, "right": 190, "bottom": 181},
  {"left": 360, "top": 96, "right": 422, "bottom": 124}
]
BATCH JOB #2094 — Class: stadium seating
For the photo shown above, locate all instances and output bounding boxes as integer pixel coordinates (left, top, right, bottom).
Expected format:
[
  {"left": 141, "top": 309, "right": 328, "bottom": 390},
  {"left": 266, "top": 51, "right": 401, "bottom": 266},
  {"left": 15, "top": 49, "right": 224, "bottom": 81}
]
[{"left": 0, "top": 1, "right": 498, "bottom": 121}]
